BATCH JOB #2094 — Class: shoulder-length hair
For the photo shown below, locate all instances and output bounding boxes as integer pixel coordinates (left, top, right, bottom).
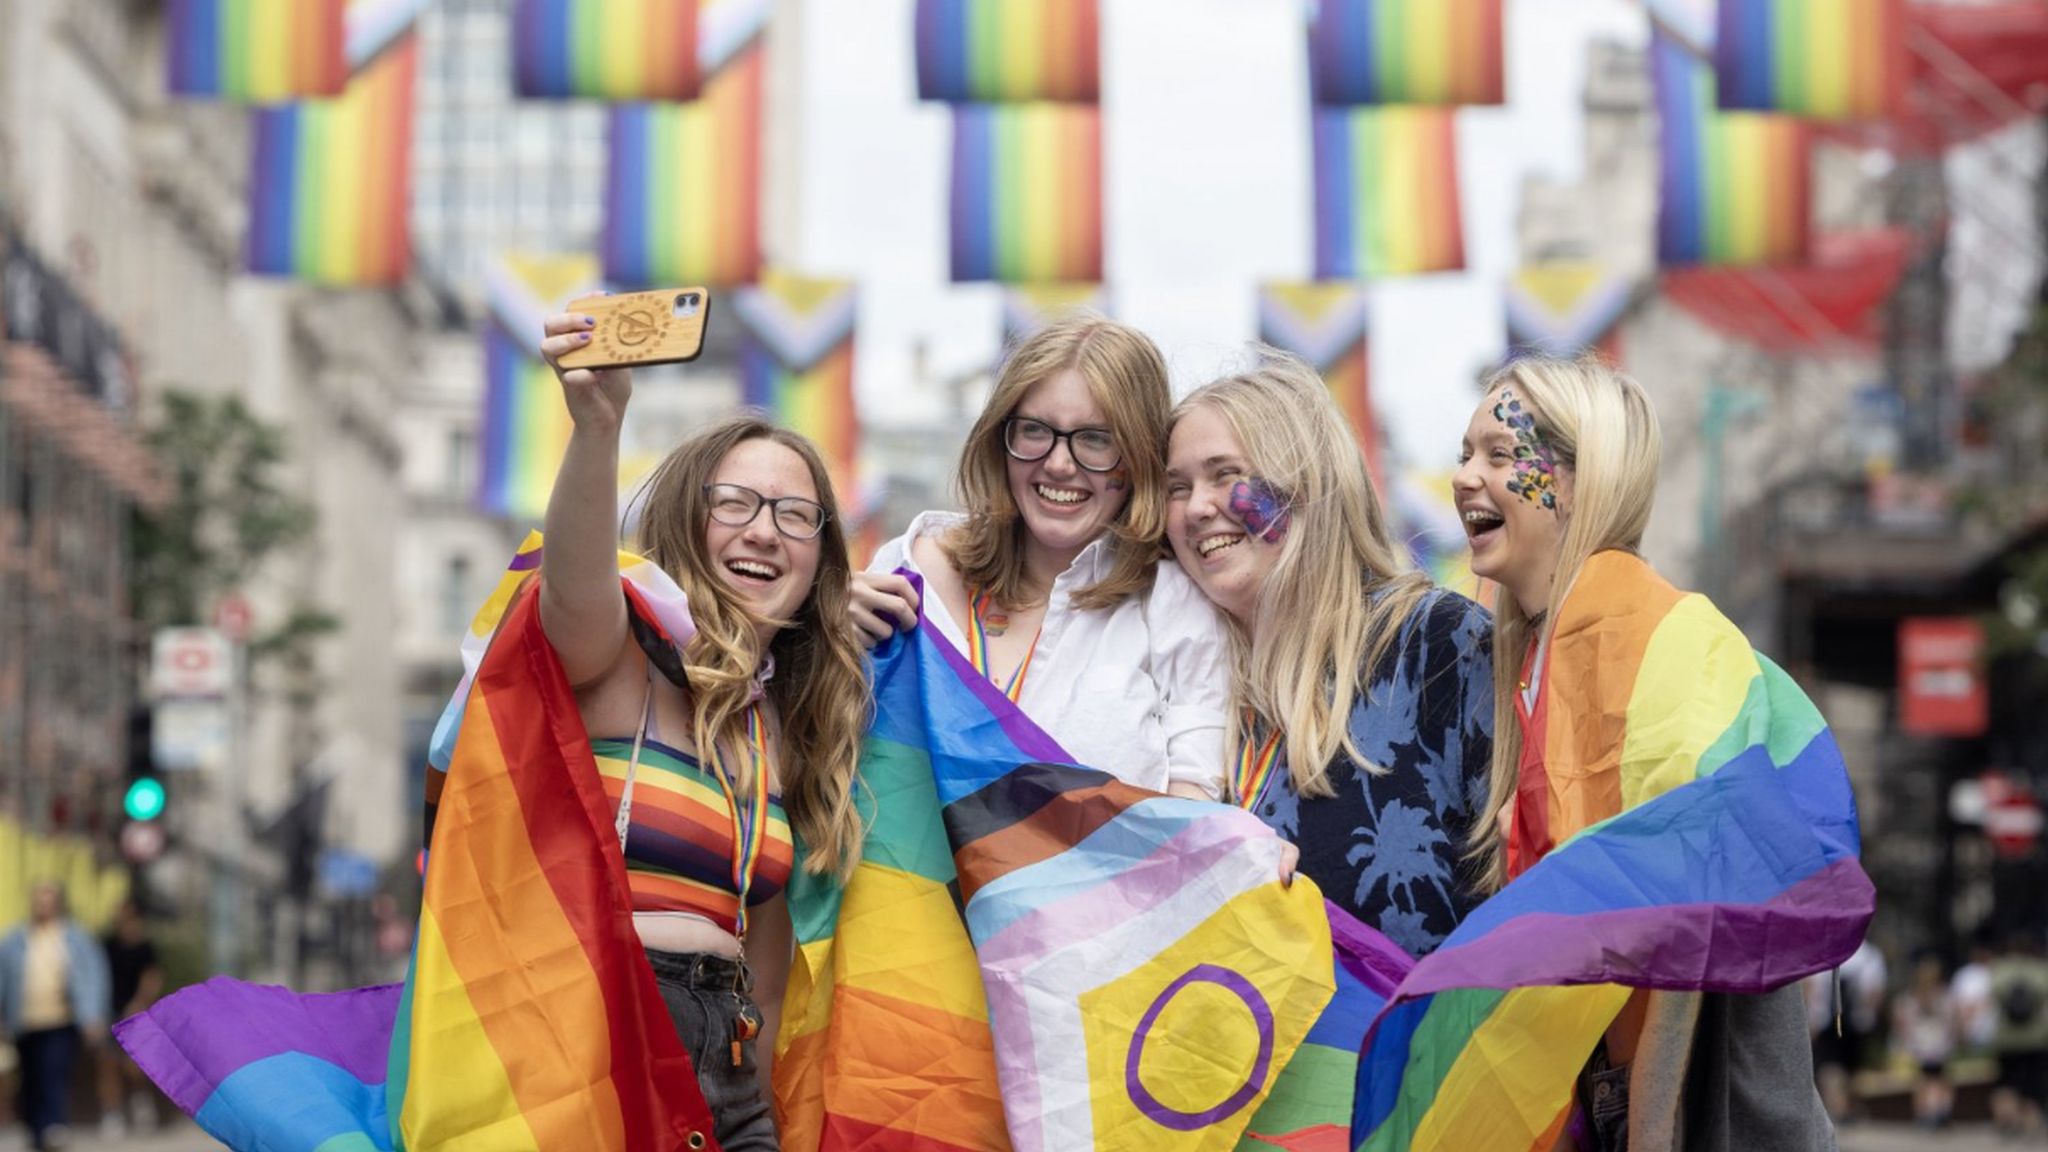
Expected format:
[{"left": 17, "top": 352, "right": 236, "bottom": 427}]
[
  {"left": 1466, "top": 355, "right": 1661, "bottom": 893},
  {"left": 1172, "top": 350, "right": 1433, "bottom": 798},
  {"left": 943, "top": 313, "right": 1171, "bottom": 612},
  {"left": 634, "top": 414, "right": 871, "bottom": 877}
]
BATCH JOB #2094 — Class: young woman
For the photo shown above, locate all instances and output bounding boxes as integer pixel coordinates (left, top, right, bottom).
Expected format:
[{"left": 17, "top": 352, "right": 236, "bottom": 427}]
[
  {"left": 1454, "top": 354, "right": 1835, "bottom": 1150},
  {"left": 1161, "top": 353, "right": 1494, "bottom": 957},
  {"left": 850, "top": 314, "right": 1229, "bottom": 795},
  {"left": 540, "top": 311, "right": 870, "bottom": 1150}
]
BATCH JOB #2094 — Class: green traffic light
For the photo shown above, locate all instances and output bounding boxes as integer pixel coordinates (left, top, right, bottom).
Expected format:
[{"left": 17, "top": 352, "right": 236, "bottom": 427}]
[{"left": 124, "top": 777, "right": 166, "bottom": 822}]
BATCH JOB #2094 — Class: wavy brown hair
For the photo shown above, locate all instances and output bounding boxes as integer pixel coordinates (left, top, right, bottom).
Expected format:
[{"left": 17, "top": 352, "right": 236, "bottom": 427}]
[
  {"left": 635, "top": 414, "right": 870, "bottom": 877},
  {"left": 944, "top": 313, "right": 1171, "bottom": 611}
]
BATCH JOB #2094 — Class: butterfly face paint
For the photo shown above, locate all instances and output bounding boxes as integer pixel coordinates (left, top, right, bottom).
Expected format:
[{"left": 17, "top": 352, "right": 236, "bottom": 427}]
[
  {"left": 1493, "top": 389, "right": 1559, "bottom": 511},
  {"left": 1228, "top": 477, "right": 1292, "bottom": 544}
]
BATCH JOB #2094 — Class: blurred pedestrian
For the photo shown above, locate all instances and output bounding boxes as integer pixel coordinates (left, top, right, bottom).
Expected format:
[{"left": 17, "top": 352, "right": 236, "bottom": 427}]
[
  {"left": 94, "top": 899, "right": 161, "bottom": 1137},
  {"left": 1805, "top": 938, "right": 1887, "bottom": 1123},
  {"left": 1990, "top": 932, "right": 2048, "bottom": 1141},
  {"left": 1950, "top": 932, "right": 1999, "bottom": 1055},
  {"left": 0, "top": 883, "right": 111, "bottom": 1152},
  {"left": 1892, "top": 951, "right": 1956, "bottom": 1128}
]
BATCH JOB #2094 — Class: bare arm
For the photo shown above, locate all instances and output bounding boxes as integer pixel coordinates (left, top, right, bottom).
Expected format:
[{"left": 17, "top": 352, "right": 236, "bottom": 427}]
[
  {"left": 537, "top": 311, "right": 634, "bottom": 687},
  {"left": 746, "top": 893, "right": 793, "bottom": 1096}
]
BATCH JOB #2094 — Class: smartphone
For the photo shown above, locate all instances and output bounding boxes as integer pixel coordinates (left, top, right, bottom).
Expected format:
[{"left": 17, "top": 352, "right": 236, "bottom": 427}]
[{"left": 556, "top": 287, "right": 712, "bottom": 370}]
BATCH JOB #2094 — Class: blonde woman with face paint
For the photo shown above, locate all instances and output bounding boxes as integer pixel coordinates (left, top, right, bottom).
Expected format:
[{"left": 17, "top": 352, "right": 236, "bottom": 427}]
[
  {"left": 849, "top": 314, "right": 1231, "bottom": 796},
  {"left": 1452, "top": 355, "right": 1837, "bottom": 1152},
  {"left": 1161, "top": 352, "right": 1496, "bottom": 958}
]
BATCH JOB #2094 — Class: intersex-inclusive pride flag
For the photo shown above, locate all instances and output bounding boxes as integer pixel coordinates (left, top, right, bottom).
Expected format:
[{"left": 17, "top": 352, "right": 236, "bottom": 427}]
[
  {"left": 1308, "top": 0, "right": 1504, "bottom": 107},
  {"left": 246, "top": 35, "right": 417, "bottom": 284},
  {"left": 1502, "top": 263, "right": 1636, "bottom": 360},
  {"left": 604, "top": 45, "right": 764, "bottom": 287},
  {"left": 1313, "top": 107, "right": 1464, "bottom": 279},
  {"left": 1654, "top": 30, "right": 1812, "bottom": 267},
  {"left": 951, "top": 103, "right": 1103, "bottom": 284},
  {"left": 120, "top": 535, "right": 721, "bottom": 1151},
  {"left": 1257, "top": 283, "right": 1384, "bottom": 489},
  {"left": 1714, "top": 0, "right": 1907, "bottom": 120},
  {"left": 476, "top": 253, "right": 602, "bottom": 520},
  {"left": 732, "top": 273, "right": 860, "bottom": 509},
  {"left": 1003, "top": 284, "right": 1109, "bottom": 343},
  {"left": 776, "top": 580, "right": 1336, "bottom": 1151},
  {"left": 513, "top": 0, "right": 700, "bottom": 100},
  {"left": 167, "top": 0, "right": 347, "bottom": 101},
  {"left": 1350, "top": 551, "right": 1873, "bottom": 1152},
  {"left": 915, "top": 0, "right": 1099, "bottom": 103}
]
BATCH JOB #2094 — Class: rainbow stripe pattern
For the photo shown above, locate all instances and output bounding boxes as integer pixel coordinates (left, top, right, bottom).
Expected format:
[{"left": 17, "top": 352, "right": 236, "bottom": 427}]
[
  {"left": 1655, "top": 30, "right": 1812, "bottom": 267},
  {"left": 1313, "top": 106, "right": 1464, "bottom": 279},
  {"left": 1308, "top": 0, "right": 1504, "bottom": 107},
  {"left": 1503, "top": 262, "right": 1635, "bottom": 358},
  {"left": 732, "top": 274, "right": 860, "bottom": 507},
  {"left": 479, "top": 326, "right": 573, "bottom": 521},
  {"left": 915, "top": 0, "right": 1099, "bottom": 103},
  {"left": 1349, "top": 551, "right": 1873, "bottom": 1151},
  {"left": 777, "top": 578, "right": 1334, "bottom": 1151},
  {"left": 1257, "top": 283, "right": 1384, "bottom": 488},
  {"left": 167, "top": 0, "right": 348, "bottom": 101},
  {"left": 1003, "top": 284, "right": 1108, "bottom": 342},
  {"left": 951, "top": 103, "right": 1103, "bottom": 283},
  {"left": 246, "top": 36, "right": 417, "bottom": 284},
  {"left": 604, "top": 45, "right": 764, "bottom": 287},
  {"left": 513, "top": 0, "right": 700, "bottom": 101},
  {"left": 1714, "top": 0, "right": 1907, "bottom": 120},
  {"left": 117, "top": 536, "right": 721, "bottom": 1152}
]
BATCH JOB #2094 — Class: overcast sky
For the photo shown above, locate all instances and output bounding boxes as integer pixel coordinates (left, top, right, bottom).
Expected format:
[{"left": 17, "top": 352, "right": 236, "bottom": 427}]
[{"left": 790, "top": 0, "right": 1647, "bottom": 471}]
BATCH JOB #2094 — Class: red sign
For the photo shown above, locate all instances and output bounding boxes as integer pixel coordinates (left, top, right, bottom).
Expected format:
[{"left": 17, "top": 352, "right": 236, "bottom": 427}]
[
  {"left": 1981, "top": 773, "right": 2042, "bottom": 860},
  {"left": 215, "top": 594, "right": 252, "bottom": 644},
  {"left": 1899, "top": 617, "right": 1988, "bottom": 737}
]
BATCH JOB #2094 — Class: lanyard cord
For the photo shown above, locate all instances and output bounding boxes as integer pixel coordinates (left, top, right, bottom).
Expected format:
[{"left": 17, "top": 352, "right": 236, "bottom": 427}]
[
  {"left": 967, "top": 587, "right": 1041, "bottom": 703},
  {"left": 1231, "top": 710, "right": 1284, "bottom": 809}
]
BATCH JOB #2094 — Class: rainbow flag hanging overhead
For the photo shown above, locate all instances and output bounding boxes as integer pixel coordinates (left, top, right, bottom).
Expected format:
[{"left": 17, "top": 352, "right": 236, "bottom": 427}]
[
  {"left": 1654, "top": 30, "right": 1812, "bottom": 267},
  {"left": 513, "top": 0, "right": 700, "bottom": 101},
  {"left": 604, "top": 45, "right": 763, "bottom": 287},
  {"left": 1003, "top": 284, "right": 1109, "bottom": 343},
  {"left": 951, "top": 103, "right": 1103, "bottom": 284},
  {"left": 479, "top": 326, "right": 574, "bottom": 522},
  {"left": 1503, "top": 263, "right": 1636, "bottom": 359},
  {"left": 167, "top": 0, "right": 348, "bottom": 101},
  {"left": 1308, "top": 0, "right": 1504, "bottom": 107},
  {"left": 1350, "top": 551, "right": 1873, "bottom": 1152},
  {"left": 1714, "top": 0, "right": 1907, "bottom": 120},
  {"left": 732, "top": 273, "right": 861, "bottom": 510},
  {"left": 1313, "top": 106, "right": 1464, "bottom": 279},
  {"left": 777, "top": 580, "right": 1335, "bottom": 1152},
  {"left": 1257, "top": 283, "right": 1383, "bottom": 490},
  {"left": 915, "top": 0, "right": 1099, "bottom": 103},
  {"left": 246, "top": 36, "right": 417, "bottom": 284}
]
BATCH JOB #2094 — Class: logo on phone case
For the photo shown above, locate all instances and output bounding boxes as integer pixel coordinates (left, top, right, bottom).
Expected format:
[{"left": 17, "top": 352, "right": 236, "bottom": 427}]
[{"left": 615, "top": 308, "right": 663, "bottom": 347}]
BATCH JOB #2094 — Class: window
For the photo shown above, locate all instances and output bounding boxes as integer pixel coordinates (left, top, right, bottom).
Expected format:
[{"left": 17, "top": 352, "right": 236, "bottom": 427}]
[{"left": 441, "top": 554, "right": 473, "bottom": 637}]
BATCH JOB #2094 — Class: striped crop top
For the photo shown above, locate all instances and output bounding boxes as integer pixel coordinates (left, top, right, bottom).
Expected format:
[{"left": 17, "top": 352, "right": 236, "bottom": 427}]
[{"left": 590, "top": 736, "right": 796, "bottom": 935}]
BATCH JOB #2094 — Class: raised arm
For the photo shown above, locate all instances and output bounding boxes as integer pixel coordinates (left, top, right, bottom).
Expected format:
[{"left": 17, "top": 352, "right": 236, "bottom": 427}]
[{"left": 538, "top": 311, "right": 634, "bottom": 687}]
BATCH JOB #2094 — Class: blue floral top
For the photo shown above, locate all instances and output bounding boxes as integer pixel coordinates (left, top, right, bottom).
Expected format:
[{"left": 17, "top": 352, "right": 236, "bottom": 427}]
[{"left": 1249, "top": 588, "right": 1495, "bottom": 958}]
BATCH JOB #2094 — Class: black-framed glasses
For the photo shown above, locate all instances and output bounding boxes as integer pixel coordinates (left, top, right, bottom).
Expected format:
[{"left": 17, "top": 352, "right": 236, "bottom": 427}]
[
  {"left": 703, "top": 483, "right": 830, "bottom": 540},
  {"left": 1002, "top": 417, "right": 1122, "bottom": 473}
]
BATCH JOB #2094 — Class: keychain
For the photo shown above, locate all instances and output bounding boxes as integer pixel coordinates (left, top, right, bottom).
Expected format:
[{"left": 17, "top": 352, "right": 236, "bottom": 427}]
[{"left": 731, "top": 996, "right": 763, "bottom": 1067}]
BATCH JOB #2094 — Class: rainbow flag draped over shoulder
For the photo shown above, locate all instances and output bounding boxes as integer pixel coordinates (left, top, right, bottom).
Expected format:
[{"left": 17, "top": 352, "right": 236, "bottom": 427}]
[
  {"left": 731, "top": 273, "right": 860, "bottom": 508},
  {"left": 513, "top": 0, "right": 701, "bottom": 101},
  {"left": 1313, "top": 107, "right": 1464, "bottom": 279},
  {"left": 778, "top": 581, "right": 1335, "bottom": 1152},
  {"left": 246, "top": 35, "right": 417, "bottom": 284},
  {"left": 1654, "top": 29, "right": 1811, "bottom": 267},
  {"left": 1714, "top": 0, "right": 1907, "bottom": 121},
  {"left": 915, "top": 0, "right": 1099, "bottom": 103},
  {"left": 1349, "top": 551, "right": 1873, "bottom": 1152},
  {"left": 951, "top": 103, "right": 1103, "bottom": 284},
  {"left": 1308, "top": 0, "right": 1504, "bottom": 107},
  {"left": 118, "top": 534, "right": 720, "bottom": 1151}
]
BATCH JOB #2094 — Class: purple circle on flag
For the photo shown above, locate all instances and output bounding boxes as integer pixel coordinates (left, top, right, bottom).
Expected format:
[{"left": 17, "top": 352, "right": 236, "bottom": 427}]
[{"left": 1124, "top": 963, "right": 1276, "bottom": 1130}]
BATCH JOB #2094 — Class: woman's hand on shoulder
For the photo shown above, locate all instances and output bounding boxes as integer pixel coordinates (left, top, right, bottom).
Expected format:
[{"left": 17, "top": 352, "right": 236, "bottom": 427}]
[
  {"left": 540, "top": 311, "right": 632, "bottom": 431},
  {"left": 850, "top": 571, "right": 919, "bottom": 648}
]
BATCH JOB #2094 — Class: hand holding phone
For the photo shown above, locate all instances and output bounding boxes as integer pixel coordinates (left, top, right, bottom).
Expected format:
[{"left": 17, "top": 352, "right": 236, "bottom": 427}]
[{"left": 554, "top": 287, "right": 712, "bottom": 370}]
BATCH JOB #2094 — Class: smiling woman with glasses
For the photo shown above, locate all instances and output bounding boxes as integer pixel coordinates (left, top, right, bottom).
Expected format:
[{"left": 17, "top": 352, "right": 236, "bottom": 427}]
[
  {"left": 847, "top": 313, "right": 1232, "bottom": 799},
  {"left": 704, "top": 483, "right": 830, "bottom": 539}
]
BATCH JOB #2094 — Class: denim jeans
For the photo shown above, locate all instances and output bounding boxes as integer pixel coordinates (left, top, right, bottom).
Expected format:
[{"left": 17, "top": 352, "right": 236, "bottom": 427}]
[
  {"left": 648, "top": 949, "right": 778, "bottom": 1152},
  {"left": 16, "top": 1025, "right": 80, "bottom": 1151}
]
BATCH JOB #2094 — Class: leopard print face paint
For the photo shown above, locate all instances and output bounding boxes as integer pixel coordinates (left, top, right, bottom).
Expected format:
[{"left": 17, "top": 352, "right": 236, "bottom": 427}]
[
  {"left": 1228, "top": 476, "right": 1292, "bottom": 544},
  {"left": 1493, "top": 389, "right": 1559, "bottom": 511}
]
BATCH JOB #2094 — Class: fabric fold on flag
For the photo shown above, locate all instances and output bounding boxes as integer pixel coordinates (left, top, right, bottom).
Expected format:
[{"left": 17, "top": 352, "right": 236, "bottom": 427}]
[{"left": 1349, "top": 551, "right": 1873, "bottom": 1152}]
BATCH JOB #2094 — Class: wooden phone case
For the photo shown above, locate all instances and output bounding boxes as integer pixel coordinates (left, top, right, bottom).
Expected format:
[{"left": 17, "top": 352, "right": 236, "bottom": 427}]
[{"left": 556, "top": 287, "right": 711, "bottom": 370}]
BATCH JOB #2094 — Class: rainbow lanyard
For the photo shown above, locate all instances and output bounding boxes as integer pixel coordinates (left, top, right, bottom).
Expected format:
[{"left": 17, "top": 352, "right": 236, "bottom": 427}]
[
  {"left": 1231, "top": 711, "right": 1284, "bottom": 810},
  {"left": 704, "top": 703, "right": 772, "bottom": 941},
  {"left": 966, "top": 588, "right": 1040, "bottom": 703}
]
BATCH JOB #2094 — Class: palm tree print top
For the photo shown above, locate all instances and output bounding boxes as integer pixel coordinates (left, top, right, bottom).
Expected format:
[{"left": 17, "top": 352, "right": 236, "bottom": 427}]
[{"left": 1249, "top": 588, "right": 1495, "bottom": 958}]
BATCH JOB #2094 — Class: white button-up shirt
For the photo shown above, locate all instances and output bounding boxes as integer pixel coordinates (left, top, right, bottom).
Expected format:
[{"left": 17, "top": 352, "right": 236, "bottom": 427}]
[{"left": 870, "top": 511, "right": 1230, "bottom": 794}]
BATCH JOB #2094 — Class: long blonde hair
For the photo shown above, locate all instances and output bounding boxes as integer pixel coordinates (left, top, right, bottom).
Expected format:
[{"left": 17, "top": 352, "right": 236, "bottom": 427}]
[
  {"left": 635, "top": 415, "right": 871, "bottom": 876},
  {"left": 1173, "top": 352, "right": 1433, "bottom": 798},
  {"left": 945, "top": 313, "right": 1171, "bottom": 612},
  {"left": 1468, "top": 355, "right": 1661, "bottom": 892}
]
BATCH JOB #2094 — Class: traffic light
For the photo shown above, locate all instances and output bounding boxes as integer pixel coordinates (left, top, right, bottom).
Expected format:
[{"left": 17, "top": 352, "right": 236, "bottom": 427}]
[
  {"left": 124, "top": 777, "right": 167, "bottom": 822},
  {"left": 125, "top": 706, "right": 166, "bottom": 823}
]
